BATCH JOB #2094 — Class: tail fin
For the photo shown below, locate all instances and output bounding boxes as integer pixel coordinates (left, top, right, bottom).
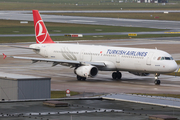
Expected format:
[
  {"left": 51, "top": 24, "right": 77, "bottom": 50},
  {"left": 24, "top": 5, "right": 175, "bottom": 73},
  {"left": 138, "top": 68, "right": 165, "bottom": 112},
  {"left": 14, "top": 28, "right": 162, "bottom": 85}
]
[{"left": 32, "top": 10, "right": 55, "bottom": 44}]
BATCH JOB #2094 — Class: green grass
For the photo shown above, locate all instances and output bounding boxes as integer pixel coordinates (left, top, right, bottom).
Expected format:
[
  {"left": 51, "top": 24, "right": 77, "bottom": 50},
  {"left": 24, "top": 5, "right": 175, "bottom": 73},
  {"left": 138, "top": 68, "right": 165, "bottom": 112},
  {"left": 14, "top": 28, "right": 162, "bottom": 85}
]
[
  {"left": 165, "top": 72, "right": 180, "bottom": 76},
  {"left": 176, "top": 60, "right": 180, "bottom": 65},
  {"left": 1, "top": 34, "right": 180, "bottom": 43},
  {"left": 47, "top": 25, "right": 164, "bottom": 34},
  {"left": 51, "top": 91, "right": 79, "bottom": 98},
  {"left": 0, "top": 26, "right": 34, "bottom": 34},
  {"left": 0, "top": 36, "right": 35, "bottom": 43},
  {"left": 170, "top": 0, "right": 180, "bottom": 3},
  {"left": 0, "top": 2, "right": 180, "bottom": 10},
  {"left": 49, "top": 12, "right": 180, "bottom": 21},
  {"left": 0, "top": 20, "right": 165, "bottom": 35},
  {"left": 0, "top": 0, "right": 101, "bottom": 4},
  {"left": 1, "top": 19, "right": 175, "bottom": 43},
  {"left": 132, "top": 93, "right": 180, "bottom": 99},
  {"left": 0, "top": 20, "right": 34, "bottom": 34},
  {"left": 0, "top": 0, "right": 179, "bottom": 4}
]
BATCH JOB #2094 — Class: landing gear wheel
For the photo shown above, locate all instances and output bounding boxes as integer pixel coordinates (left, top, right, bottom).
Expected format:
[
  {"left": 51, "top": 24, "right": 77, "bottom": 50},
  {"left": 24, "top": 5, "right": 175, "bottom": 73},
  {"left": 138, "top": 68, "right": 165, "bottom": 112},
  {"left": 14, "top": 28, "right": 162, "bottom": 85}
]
[
  {"left": 117, "top": 72, "right": 122, "bottom": 79},
  {"left": 112, "top": 71, "right": 122, "bottom": 80},
  {"left": 77, "top": 75, "right": 82, "bottom": 81},
  {"left": 112, "top": 72, "right": 117, "bottom": 79},
  {"left": 77, "top": 75, "right": 86, "bottom": 81},
  {"left": 154, "top": 73, "right": 161, "bottom": 85},
  {"left": 81, "top": 77, "right": 86, "bottom": 81},
  {"left": 154, "top": 79, "right": 161, "bottom": 85}
]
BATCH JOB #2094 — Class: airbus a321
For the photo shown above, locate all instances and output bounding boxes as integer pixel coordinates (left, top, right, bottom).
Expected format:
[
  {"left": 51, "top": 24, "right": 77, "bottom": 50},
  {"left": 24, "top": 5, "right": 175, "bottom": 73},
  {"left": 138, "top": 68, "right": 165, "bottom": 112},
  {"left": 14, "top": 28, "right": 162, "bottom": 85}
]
[{"left": 3, "top": 10, "right": 178, "bottom": 85}]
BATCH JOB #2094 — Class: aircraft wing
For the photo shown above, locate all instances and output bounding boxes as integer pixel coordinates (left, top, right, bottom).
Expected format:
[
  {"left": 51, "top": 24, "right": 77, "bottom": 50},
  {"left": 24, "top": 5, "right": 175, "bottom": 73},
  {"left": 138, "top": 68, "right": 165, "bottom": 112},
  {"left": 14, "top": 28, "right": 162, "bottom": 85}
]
[{"left": 7, "top": 55, "right": 106, "bottom": 67}]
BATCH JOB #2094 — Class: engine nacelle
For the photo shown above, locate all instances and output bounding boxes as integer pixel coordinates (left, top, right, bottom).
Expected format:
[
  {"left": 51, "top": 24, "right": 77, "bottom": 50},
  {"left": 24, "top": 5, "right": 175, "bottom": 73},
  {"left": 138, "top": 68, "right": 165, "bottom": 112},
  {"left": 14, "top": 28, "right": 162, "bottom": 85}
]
[
  {"left": 75, "top": 66, "right": 98, "bottom": 78},
  {"left": 129, "top": 72, "right": 150, "bottom": 76}
]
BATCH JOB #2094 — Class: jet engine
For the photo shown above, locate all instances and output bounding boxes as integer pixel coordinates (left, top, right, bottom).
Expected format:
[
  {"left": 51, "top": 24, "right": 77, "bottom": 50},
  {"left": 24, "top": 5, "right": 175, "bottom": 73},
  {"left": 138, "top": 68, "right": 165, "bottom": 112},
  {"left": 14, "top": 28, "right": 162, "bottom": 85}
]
[
  {"left": 75, "top": 65, "right": 98, "bottom": 78},
  {"left": 129, "top": 72, "right": 150, "bottom": 76}
]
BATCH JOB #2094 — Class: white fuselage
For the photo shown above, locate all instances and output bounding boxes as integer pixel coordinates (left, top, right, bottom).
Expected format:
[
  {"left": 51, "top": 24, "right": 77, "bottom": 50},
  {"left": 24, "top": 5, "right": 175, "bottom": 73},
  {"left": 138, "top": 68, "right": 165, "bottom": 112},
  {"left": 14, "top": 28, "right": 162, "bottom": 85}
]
[{"left": 30, "top": 43, "right": 177, "bottom": 74}]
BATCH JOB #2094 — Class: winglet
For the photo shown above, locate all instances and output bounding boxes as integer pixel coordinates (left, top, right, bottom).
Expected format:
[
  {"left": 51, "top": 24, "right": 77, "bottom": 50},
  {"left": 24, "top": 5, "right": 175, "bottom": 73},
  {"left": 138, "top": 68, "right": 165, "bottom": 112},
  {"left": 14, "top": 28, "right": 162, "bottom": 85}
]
[{"left": 2, "top": 53, "right": 7, "bottom": 59}]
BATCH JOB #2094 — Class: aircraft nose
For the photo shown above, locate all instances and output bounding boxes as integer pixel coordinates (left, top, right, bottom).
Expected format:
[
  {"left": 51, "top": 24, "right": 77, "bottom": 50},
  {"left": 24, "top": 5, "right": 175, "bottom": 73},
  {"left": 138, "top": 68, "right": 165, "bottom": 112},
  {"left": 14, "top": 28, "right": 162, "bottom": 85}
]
[{"left": 169, "top": 61, "right": 178, "bottom": 72}]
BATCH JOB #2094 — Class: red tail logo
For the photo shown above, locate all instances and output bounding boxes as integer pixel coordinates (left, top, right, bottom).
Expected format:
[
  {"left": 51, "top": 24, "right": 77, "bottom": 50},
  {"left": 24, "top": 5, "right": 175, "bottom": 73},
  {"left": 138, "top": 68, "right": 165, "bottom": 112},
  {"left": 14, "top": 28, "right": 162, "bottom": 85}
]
[
  {"left": 33, "top": 10, "right": 55, "bottom": 44},
  {"left": 35, "top": 20, "right": 47, "bottom": 44}
]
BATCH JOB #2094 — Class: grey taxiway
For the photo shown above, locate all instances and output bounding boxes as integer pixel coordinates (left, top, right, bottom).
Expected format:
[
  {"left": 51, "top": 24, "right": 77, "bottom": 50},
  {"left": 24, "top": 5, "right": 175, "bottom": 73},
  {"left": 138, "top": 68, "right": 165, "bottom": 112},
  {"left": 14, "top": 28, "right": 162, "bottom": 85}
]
[
  {"left": 1, "top": 38, "right": 180, "bottom": 94},
  {"left": 0, "top": 10, "right": 180, "bottom": 119},
  {"left": 0, "top": 11, "right": 180, "bottom": 29},
  {"left": 0, "top": 10, "right": 180, "bottom": 93}
]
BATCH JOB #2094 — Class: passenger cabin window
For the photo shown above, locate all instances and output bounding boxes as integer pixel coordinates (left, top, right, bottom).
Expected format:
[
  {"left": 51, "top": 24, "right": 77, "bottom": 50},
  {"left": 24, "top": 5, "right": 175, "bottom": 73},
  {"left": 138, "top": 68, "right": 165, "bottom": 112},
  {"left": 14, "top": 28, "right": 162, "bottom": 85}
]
[{"left": 157, "top": 57, "right": 173, "bottom": 60}]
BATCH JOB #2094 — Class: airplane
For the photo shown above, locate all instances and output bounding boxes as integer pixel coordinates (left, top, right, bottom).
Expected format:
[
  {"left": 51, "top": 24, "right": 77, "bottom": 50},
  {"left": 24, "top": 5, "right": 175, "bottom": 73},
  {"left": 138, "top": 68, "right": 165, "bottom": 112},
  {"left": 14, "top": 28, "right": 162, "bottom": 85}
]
[{"left": 3, "top": 10, "right": 178, "bottom": 85}]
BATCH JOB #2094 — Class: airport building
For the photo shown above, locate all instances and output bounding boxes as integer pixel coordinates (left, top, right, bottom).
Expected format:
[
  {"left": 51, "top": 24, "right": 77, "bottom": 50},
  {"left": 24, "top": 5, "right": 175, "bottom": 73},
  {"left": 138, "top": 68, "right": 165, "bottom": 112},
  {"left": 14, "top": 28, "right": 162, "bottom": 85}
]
[{"left": 0, "top": 72, "right": 51, "bottom": 100}]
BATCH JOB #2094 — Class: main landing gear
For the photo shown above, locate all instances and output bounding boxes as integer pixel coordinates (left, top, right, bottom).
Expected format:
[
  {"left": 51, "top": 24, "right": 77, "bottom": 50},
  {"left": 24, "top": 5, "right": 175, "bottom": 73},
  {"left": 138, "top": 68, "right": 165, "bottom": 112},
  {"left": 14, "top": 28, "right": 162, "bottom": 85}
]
[
  {"left": 154, "top": 73, "right": 161, "bottom": 85},
  {"left": 112, "top": 71, "right": 122, "bottom": 80},
  {"left": 77, "top": 75, "right": 86, "bottom": 81}
]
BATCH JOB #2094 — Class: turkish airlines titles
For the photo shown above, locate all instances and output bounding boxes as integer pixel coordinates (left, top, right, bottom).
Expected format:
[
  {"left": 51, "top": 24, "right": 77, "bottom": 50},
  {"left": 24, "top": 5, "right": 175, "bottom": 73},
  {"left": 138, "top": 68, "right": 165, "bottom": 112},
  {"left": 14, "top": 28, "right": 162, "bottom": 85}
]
[{"left": 106, "top": 49, "right": 148, "bottom": 57}]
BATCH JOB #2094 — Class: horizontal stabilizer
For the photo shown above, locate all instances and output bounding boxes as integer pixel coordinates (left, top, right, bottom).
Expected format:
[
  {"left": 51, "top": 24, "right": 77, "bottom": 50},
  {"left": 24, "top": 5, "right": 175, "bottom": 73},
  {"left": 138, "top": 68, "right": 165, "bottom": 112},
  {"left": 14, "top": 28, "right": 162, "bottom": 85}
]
[
  {"left": 9, "top": 45, "right": 40, "bottom": 50},
  {"left": 2, "top": 53, "right": 7, "bottom": 59}
]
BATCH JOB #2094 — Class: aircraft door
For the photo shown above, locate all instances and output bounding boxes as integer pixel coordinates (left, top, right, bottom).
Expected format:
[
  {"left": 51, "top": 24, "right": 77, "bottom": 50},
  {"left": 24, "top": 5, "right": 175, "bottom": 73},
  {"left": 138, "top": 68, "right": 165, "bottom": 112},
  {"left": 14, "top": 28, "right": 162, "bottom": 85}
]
[
  {"left": 41, "top": 45, "right": 49, "bottom": 58},
  {"left": 44, "top": 50, "right": 48, "bottom": 57},
  {"left": 80, "top": 49, "right": 84, "bottom": 60},
  {"left": 85, "top": 51, "right": 92, "bottom": 62},
  {"left": 116, "top": 55, "right": 120, "bottom": 63},
  {"left": 146, "top": 52, "right": 154, "bottom": 65},
  {"left": 80, "top": 50, "right": 92, "bottom": 61}
]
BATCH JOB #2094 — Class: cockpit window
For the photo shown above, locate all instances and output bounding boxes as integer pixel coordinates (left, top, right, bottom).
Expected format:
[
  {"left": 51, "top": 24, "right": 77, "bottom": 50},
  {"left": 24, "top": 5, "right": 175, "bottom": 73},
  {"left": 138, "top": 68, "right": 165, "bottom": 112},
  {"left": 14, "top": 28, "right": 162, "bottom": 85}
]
[
  {"left": 165, "top": 57, "right": 171, "bottom": 60},
  {"left": 157, "top": 57, "right": 161, "bottom": 60},
  {"left": 157, "top": 56, "right": 173, "bottom": 60}
]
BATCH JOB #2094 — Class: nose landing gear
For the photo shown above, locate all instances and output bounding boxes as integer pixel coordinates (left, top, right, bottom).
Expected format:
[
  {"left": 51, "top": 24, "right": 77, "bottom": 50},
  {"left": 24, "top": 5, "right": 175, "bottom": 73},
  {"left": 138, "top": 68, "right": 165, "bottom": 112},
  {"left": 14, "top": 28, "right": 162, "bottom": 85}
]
[{"left": 154, "top": 73, "right": 161, "bottom": 85}]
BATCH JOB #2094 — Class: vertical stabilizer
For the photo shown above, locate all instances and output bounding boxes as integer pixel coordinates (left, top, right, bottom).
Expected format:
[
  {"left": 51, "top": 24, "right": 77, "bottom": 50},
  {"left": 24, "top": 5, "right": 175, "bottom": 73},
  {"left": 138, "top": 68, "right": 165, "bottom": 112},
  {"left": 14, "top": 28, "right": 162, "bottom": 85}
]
[{"left": 32, "top": 10, "right": 55, "bottom": 44}]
